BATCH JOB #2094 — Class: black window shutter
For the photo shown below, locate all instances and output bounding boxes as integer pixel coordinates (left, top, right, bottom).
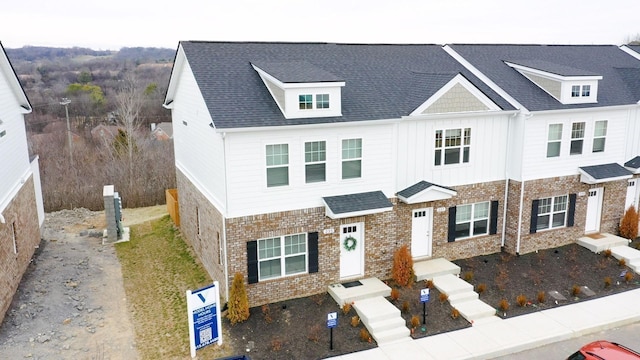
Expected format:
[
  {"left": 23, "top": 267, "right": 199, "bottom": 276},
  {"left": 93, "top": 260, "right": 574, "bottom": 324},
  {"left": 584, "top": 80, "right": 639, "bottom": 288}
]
[
  {"left": 247, "top": 241, "right": 258, "bottom": 284},
  {"left": 447, "top": 206, "right": 457, "bottom": 242},
  {"left": 567, "top": 193, "right": 577, "bottom": 227},
  {"left": 308, "top": 232, "right": 319, "bottom": 273},
  {"left": 530, "top": 200, "right": 539, "bottom": 234},
  {"left": 489, "top": 200, "right": 499, "bottom": 235}
]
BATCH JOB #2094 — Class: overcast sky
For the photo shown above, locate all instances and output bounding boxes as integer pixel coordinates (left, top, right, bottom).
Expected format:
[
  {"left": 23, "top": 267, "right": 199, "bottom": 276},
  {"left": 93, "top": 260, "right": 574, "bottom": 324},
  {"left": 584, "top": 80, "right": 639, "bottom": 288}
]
[{"left": 2, "top": 0, "right": 638, "bottom": 50}]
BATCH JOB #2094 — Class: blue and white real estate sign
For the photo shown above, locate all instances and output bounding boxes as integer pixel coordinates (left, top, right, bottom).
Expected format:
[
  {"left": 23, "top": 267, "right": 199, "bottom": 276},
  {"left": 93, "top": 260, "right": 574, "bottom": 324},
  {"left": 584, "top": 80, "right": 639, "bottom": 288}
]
[{"left": 186, "top": 282, "right": 222, "bottom": 358}]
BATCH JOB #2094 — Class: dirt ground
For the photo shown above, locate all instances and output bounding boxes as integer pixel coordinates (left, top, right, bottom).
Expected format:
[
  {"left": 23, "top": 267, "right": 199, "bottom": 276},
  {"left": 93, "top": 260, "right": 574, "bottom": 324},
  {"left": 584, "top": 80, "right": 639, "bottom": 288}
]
[{"left": 0, "top": 205, "right": 167, "bottom": 360}]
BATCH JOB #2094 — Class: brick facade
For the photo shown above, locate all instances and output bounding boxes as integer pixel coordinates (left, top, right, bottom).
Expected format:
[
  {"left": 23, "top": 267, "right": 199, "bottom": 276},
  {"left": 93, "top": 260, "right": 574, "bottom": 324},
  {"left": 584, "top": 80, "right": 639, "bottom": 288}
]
[
  {"left": 0, "top": 176, "right": 41, "bottom": 324},
  {"left": 177, "top": 172, "right": 632, "bottom": 307}
]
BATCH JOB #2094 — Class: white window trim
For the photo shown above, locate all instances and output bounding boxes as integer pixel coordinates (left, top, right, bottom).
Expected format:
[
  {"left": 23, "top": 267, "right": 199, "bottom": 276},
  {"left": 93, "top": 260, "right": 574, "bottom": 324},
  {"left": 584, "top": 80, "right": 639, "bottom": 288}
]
[
  {"left": 257, "top": 233, "right": 308, "bottom": 281},
  {"left": 454, "top": 202, "right": 490, "bottom": 240},
  {"left": 570, "top": 122, "right": 585, "bottom": 155},
  {"left": 265, "top": 143, "right": 289, "bottom": 188},
  {"left": 592, "top": 120, "right": 607, "bottom": 153},
  {"left": 537, "top": 195, "right": 568, "bottom": 231},
  {"left": 546, "top": 123, "right": 563, "bottom": 158},
  {"left": 304, "top": 140, "right": 326, "bottom": 183},
  {"left": 434, "top": 127, "right": 471, "bottom": 166},
  {"left": 341, "top": 138, "right": 362, "bottom": 180}
]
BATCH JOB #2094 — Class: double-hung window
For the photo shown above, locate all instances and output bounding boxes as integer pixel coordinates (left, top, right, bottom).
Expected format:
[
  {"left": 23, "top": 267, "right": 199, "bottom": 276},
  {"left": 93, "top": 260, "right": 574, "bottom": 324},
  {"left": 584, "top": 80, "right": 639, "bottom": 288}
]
[
  {"left": 537, "top": 195, "right": 568, "bottom": 230},
  {"left": 305, "top": 141, "right": 326, "bottom": 183},
  {"left": 571, "top": 85, "right": 581, "bottom": 97},
  {"left": 547, "top": 124, "right": 562, "bottom": 157},
  {"left": 266, "top": 144, "right": 289, "bottom": 187},
  {"left": 455, "top": 202, "right": 489, "bottom": 239},
  {"left": 582, "top": 85, "right": 591, "bottom": 97},
  {"left": 592, "top": 120, "right": 607, "bottom": 153},
  {"left": 570, "top": 122, "right": 585, "bottom": 155},
  {"left": 342, "top": 138, "right": 362, "bottom": 179},
  {"left": 258, "top": 233, "right": 307, "bottom": 280},
  {"left": 434, "top": 128, "right": 471, "bottom": 166}
]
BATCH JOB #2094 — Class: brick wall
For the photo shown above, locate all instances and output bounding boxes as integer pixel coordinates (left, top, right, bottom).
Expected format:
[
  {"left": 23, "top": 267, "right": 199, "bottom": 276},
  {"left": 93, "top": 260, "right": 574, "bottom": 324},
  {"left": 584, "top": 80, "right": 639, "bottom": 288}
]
[
  {"left": 0, "top": 176, "right": 41, "bottom": 324},
  {"left": 176, "top": 170, "right": 227, "bottom": 300}
]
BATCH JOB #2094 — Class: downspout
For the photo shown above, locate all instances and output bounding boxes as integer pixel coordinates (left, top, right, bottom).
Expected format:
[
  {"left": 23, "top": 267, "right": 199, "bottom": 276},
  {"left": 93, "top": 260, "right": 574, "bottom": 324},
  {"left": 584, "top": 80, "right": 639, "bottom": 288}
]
[
  {"left": 501, "top": 113, "right": 516, "bottom": 248},
  {"left": 515, "top": 111, "right": 533, "bottom": 255},
  {"left": 221, "top": 131, "right": 230, "bottom": 302}
]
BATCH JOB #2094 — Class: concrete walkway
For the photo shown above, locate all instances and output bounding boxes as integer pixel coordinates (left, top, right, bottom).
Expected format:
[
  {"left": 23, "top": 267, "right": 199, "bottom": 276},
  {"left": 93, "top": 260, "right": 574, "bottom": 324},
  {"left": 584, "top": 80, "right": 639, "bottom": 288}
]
[{"left": 327, "top": 288, "right": 640, "bottom": 359}]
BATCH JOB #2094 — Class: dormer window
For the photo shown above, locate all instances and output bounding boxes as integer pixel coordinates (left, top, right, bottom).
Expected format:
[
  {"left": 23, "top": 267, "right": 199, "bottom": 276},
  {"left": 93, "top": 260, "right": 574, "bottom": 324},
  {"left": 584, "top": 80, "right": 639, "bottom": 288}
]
[
  {"left": 251, "top": 61, "right": 345, "bottom": 119},
  {"left": 505, "top": 60, "right": 601, "bottom": 105},
  {"left": 299, "top": 95, "right": 313, "bottom": 110}
]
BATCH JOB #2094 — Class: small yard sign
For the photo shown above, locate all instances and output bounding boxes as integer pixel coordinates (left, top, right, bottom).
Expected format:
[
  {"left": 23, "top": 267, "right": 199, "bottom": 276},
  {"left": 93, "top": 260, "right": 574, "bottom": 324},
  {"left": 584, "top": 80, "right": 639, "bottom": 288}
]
[
  {"left": 420, "top": 288, "right": 430, "bottom": 303},
  {"left": 186, "top": 282, "right": 222, "bottom": 358},
  {"left": 327, "top": 312, "right": 338, "bottom": 328}
]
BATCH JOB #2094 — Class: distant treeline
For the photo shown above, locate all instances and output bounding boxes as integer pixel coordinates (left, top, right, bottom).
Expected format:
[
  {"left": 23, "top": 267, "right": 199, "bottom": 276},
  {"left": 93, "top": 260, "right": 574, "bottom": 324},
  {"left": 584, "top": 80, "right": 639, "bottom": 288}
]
[{"left": 5, "top": 45, "right": 175, "bottom": 63}]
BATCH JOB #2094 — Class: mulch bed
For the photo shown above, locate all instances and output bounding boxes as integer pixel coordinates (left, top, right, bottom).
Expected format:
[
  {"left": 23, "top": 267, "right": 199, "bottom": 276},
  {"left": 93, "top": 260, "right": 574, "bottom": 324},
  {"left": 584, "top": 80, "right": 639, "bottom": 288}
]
[{"left": 224, "top": 240, "right": 640, "bottom": 359}]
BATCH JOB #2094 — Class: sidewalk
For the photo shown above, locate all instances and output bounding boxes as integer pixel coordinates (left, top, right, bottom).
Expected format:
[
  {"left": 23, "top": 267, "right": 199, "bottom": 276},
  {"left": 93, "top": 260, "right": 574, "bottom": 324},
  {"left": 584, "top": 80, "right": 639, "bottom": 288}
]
[{"left": 327, "top": 288, "right": 640, "bottom": 359}]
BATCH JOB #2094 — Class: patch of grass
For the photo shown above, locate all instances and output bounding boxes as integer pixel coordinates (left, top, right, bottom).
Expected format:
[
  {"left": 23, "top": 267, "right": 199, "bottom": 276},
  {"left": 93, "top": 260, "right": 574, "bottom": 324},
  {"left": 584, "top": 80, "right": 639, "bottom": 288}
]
[{"left": 115, "top": 216, "right": 231, "bottom": 359}]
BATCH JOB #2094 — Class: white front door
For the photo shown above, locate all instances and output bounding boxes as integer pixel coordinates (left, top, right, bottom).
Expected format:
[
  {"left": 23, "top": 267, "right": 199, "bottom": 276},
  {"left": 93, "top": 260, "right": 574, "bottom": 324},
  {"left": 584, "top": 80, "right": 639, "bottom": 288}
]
[
  {"left": 340, "top": 223, "right": 364, "bottom": 279},
  {"left": 625, "top": 179, "right": 638, "bottom": 211},
  {"left": 585, "top": 187, "right": 603, "bottom": 233},
  {"left": 411, "top": 208, "right": 433, "bottom": 258}
]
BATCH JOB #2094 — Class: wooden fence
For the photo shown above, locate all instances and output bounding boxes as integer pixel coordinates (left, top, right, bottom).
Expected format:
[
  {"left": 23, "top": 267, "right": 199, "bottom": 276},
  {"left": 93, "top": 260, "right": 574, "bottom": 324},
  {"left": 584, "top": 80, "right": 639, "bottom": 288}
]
[{"left": 165, "top": 188, "right": 180, "bottom": 226}]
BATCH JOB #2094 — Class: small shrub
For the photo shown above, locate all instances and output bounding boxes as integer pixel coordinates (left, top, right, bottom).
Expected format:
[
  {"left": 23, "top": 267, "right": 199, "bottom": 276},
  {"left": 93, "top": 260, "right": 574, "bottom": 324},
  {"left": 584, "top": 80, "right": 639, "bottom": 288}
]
[
  {"left": 271, "top": 337, "right": 283, "bottom": 351},
  {"left": 438, "top": 293, "right": 449, "bottom": 303},
  {"left": 595, "top": 258, "right": 609, "bottom": 270},
  {"left": 401, "top": 301, "right": 410, "bottom": 314},
  {"left": 620, "top": 205, "right": 639, "bottom": 240},
  {"left": 307, "top": 324, "right": 321, "bottom": 342},
  {"left": 463, "top": 271, "right": 474, "bottom": 282},
  {"left": 390, "top": 288, "right": 400, "bottom": 301},
  {"left": 604, "top": 276, "right": 612, "bottom": 287},
  {"left": 476, "top": 283, "right": 487, "bottom": 294},
  {"left": 451, "top": 307, "right": 460, "bottom": 319},
  {"left": 571, "top": 285, "right": 581, "bottom": 296},
  {"left": 603, "top": 249, "right": 612, "bottom": 258},
  {"left": 537, "top": 291, "right": 546, "bottom": 304},
  {"left": 498, "top": 299, "right": 509, "bottom": 311},
  {"left": 227, "top": 272, "right": 250, "bottom": 325},
  {"left": 359, "top": 328, "right": 372, "bottom": 342},
  {"left": 261, "top": 304, "right": 272, "bottom": 323},
  {"left": 410, "top": 315, "right": 420, "bottom": 328},
  {"left": 350, "top": 315, "right": 360, "bottom": 327},
  {"left": 342, "top": 302, "right": 352, "bottom": 315},
  {"left": 425, "top": 279, "right": 434, "bottom": 289},
  {"left": 625, "top": 271, "right": 634, "bottom": 283},
  {"left": 516, "top": 294, "right": 527, "bottom": 307},
  {"left": 619, "top": 258, "right": 627, "bottom": 267},
  {"left": 392, "top": 245, "right": 415, "bottom": 287}
]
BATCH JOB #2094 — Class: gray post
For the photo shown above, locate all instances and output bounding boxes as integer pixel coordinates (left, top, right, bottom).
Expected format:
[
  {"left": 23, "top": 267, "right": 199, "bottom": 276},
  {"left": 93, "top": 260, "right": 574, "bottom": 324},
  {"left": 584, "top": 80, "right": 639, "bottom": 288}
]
[{"left": 103, "top": 185, "right": 117, "bottom": 243}]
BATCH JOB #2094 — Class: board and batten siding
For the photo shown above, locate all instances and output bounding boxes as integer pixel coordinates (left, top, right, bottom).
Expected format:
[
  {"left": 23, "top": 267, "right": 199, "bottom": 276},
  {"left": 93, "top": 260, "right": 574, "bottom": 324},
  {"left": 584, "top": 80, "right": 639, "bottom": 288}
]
[
  {"left": 0, "top": 73, "right": 31, "bottom": 209},
  {"left": 520, "top": 109, "right": 629, "bottom": 181},
  {"left": 171, "top": 59, "right": 227, "bottom": 212},
  {"left": 396, "top": 114, "right": 510, "bottom": 190},
  {"left": 625, "top": 106, "right": 640, "bottom": 161},
  {"left": 223, "top": 123, "right": 396, "bottom": 218}
]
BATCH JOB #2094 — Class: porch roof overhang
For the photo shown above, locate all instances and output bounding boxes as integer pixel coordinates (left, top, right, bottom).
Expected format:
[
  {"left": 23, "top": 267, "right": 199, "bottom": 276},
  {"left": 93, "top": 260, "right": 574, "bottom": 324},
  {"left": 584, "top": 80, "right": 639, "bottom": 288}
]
[
  {"left": 625, "top": 156, "right": 640, "bottom": 174},
  {"left": 397, "top": 181, "right": 457, "bottom": 204},
  {"left": 578, "top": 163, "right": 633, "bottom": 184},
  {"left": 322, "top": 191, "right": 393, "bottom": 219}
]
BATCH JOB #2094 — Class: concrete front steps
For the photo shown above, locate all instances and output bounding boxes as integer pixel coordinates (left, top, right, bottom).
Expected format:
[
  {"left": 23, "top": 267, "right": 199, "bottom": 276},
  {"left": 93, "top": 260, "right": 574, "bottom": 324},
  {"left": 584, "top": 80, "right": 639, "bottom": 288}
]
[
  {"left": 610, "top": 246, "right": 640, "bottom": 273},
  {"left": 576, "top": 233, "right": 640, "bottom": 274},
  {"left": 327, "top": 278, "right": 410, "bottom": 346},
  {"left": 414, "top": 258, "right": 497, "bottom": 324},
  {"left": 353, "top": 296, "right": 411, "bottom": 346},
  {"left": 432, "top": 274, "right": 496, "bottom": 323}
]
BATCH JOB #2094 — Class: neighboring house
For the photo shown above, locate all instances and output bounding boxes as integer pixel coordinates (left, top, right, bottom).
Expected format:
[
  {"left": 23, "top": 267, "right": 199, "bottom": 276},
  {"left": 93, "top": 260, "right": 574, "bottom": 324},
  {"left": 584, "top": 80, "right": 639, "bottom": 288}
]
[
  {"left": 150, "top": 122, "right": 173, "bottom": 140},
  {"left": 90, "top": 124, "right": 121, "bottom": 145},
  {"left": 164, "top": 42, "right": 640, "bottom": 307},
  {"left": 0, "top": 42, "right": 44, "bottom": 324}
]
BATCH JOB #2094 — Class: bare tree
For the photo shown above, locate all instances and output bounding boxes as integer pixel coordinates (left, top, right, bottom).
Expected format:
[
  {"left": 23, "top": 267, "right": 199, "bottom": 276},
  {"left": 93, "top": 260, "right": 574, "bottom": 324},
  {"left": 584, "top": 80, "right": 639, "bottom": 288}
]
[{"left": 113, "top": 73, "right": 145, "bottom": 192}]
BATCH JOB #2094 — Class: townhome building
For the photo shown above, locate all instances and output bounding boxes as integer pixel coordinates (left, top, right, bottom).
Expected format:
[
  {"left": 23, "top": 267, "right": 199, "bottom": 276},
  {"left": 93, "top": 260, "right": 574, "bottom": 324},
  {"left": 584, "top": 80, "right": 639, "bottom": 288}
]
[
  {"left": 164, "top": 42, "right": 640, "bottom": 306},
  {"left": 0, "top": 42, "right": 45, "bottom": 323},
  {"left": 447, "top": 44, "right": 640, "bottom": 255}
]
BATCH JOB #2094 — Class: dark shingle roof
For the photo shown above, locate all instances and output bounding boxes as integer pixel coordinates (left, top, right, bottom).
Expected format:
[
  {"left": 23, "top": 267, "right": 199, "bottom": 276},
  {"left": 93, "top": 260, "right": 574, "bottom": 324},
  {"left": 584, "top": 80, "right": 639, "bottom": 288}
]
[
  {"left": 251, "top": 60, "right": 343, "bottom": 83},
  {"left": 506, "top": 59, "right": 600, "bottom": 77},
  {"left": 322, "top": 191, "right": 393, "bottom": 215},
  {"left": 178, "top": 41, "right": 514, "bottom": 129},
  {"left": 397, "top": 181, "right": 455, "bottom": 198},
  {"left": 450, "top": 44, "right": 640, "bottom": 111},
  {"left": 579, "top": 163, "right": 632, "bottom": 180},
  {"left": 625, "top": 156, "right": 640, "bottom": 169}
]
